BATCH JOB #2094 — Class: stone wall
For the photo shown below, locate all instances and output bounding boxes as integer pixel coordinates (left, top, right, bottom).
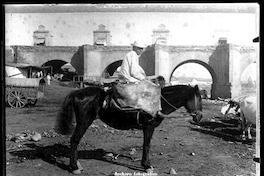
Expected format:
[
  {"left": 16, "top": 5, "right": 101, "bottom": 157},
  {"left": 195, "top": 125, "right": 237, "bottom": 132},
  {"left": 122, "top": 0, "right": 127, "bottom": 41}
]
[
  {"left": 5, "top": 46, "right": 15, "bottom": 63},
  {"left": 5, "top": 45, "right": 84, "bottom": 75}
]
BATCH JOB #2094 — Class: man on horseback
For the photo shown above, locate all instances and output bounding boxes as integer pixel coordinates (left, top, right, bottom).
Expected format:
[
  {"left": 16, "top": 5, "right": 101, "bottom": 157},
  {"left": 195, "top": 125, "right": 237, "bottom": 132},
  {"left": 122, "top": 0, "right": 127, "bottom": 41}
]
[
  {"left": 101, "top": 40, "right": 162, "bottom": 117},
  {"left": 118, "top": 40, "right": 147, "bottom": 83}
]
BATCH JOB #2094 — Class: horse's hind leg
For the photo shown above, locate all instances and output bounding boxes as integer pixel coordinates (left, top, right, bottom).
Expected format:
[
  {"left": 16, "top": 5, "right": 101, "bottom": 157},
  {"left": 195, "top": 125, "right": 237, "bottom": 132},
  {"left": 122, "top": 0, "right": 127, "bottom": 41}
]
[
  {"left": 70, "top": 112, "right": 96, "bottom": 174},
  {"left": 70, "top": 123, "right": 89, "bottom": 174}
]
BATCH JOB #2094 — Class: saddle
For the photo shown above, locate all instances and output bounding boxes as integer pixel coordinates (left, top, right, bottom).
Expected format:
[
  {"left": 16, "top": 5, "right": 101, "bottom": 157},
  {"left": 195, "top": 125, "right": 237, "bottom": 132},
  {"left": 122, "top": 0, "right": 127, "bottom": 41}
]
[{"left": 105, "top": 80, "right": 161, "bottom": 117}]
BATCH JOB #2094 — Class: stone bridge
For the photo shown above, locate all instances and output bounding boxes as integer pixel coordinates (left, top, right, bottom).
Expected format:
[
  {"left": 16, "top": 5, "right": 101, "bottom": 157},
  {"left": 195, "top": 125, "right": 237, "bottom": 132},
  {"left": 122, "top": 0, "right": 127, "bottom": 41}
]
[
  {"left": 6, "top": 43, "right": 256, "bottom": 99},
  {"left": 83, "top": 44, "right": 256, "bottom": 99}
]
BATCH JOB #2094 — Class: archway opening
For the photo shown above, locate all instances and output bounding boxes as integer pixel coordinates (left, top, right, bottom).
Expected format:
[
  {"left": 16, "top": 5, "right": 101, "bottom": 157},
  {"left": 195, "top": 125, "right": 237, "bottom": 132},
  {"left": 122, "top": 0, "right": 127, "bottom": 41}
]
[
  {"left": 240, "top": 62, "right": 256, "bottom": 95},
  {"left": 42, "top": 60, "right": 67, "bottom": 74},
  {"left": 170, "top": 62, "right": 213, "bottom": 99},
  {"left": 101, "top": 60, "right": 123, "bottom": 79},
  {"left": 42, "top": 60, "right": 77, "bottom": 81}
]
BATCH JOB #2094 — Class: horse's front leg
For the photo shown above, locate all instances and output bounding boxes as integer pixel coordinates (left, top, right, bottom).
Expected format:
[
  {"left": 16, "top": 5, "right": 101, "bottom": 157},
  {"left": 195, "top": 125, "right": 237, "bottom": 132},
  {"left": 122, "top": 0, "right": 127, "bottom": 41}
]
[{"left": 141, "top": 127, "right": 155, "bottom": 170}]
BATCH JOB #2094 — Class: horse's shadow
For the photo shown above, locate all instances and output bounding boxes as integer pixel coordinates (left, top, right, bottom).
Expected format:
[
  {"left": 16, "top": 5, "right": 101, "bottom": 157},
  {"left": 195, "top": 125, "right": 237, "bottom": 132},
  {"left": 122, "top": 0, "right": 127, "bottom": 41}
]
[
  {"left": 189, "top": 120, "right": 255, "bottom": 144},
  {"left": 8, "top": 143, "right": 145, "bottom": 172}
]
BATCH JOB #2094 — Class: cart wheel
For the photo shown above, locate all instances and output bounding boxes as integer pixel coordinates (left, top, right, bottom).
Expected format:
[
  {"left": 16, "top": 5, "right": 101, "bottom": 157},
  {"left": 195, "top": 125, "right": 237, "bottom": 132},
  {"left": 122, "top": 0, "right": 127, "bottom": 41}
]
[
  {"left": 27, "top": 99, "right": 38, "bottom": 106},
  {"left": 7, "top": 90, "right": 27, "bottom": 108}
]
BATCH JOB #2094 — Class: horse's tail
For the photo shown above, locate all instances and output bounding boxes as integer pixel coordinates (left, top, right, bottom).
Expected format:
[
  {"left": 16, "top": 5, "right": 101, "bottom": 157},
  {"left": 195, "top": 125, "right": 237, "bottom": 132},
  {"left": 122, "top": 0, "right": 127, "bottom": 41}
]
[{"left": 54, "top": 92, "right": 76, "bottom": 135}]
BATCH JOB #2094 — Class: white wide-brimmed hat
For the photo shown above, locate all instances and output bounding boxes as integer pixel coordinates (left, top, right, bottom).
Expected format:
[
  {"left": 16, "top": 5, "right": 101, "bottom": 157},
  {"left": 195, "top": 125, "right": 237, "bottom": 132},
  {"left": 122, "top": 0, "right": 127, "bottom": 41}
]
[{"left": 131, "top": 40, "right": 147, "bottom": 48}]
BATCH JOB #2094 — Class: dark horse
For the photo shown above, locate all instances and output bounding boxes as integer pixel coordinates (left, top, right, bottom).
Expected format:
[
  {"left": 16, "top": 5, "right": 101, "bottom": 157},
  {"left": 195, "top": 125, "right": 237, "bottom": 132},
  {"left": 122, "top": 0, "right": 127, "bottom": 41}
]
[{"left": 54, "top": 79, "right": 202, "bottom": 174}]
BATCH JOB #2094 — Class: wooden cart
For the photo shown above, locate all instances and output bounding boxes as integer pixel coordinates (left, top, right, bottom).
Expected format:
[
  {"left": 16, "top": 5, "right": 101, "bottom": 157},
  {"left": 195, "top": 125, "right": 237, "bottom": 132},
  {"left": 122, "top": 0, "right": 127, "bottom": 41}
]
[{"left": 5, "top": 77, "right": 44, "bottom": 108}]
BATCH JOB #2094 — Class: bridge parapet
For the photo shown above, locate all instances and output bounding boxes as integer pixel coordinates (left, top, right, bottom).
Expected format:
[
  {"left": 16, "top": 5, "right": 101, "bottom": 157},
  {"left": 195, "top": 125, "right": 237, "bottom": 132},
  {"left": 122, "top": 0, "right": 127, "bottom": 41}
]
[{"left": 154, "top": 44, "right": 217, "bottom": 53}]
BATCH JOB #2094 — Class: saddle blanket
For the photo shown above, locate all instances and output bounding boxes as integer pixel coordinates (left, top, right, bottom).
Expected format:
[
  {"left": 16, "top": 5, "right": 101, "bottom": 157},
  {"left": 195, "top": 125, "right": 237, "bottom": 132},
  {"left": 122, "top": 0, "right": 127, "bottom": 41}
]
[{"left": 112, "top": 80, "right": 161, "bottom": 117}]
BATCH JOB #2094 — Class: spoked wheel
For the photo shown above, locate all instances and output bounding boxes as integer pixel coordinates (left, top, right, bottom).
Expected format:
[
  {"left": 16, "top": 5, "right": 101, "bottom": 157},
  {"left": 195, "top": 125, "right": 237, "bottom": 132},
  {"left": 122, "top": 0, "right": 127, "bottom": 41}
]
[
  {"left": 27, "top": 99, "right": 38, "bottom": 106},
  {"left": 7, "top": 90, "right": 27, "bottom": 108}
]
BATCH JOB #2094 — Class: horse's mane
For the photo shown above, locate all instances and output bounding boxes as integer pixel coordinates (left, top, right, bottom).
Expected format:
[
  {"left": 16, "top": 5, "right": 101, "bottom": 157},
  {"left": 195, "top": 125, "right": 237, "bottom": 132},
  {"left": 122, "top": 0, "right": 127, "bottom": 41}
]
[
  {"left": 162, "top": 84, "right": 200, "bottom": 98},
  {"left": 163, "top": 84, "right": 197, "bottom": 92},
  {"left": 83, "top": 81, "right": 102, "bottom": 87}
]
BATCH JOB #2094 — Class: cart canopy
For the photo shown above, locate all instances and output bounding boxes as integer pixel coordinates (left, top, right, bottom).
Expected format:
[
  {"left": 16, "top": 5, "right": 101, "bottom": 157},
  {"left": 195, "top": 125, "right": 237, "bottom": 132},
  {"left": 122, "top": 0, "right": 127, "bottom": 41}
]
[
  {"left": 6, "top": 77, "right": 40, "bottom": 87},
  {"left": 6, "top": 62, "right": 52, "bottom": 78}
]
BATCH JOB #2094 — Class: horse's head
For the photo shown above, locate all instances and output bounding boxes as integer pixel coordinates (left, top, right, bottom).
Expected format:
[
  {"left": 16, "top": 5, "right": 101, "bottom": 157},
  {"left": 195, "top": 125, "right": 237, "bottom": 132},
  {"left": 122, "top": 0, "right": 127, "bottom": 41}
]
[
  {"left": 186, "top": 85, "right": 202, "bottom": 112},
  {"left": 186, "top": 85, "right": 203, "bottom": 122},
  {"left": 151, "top": 75, "right": 165, "bottom": 88}
]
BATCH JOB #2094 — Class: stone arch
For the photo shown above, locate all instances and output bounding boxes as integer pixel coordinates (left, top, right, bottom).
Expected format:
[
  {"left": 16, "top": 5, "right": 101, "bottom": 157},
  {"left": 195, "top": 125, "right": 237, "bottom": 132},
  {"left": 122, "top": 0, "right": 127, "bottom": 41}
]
[
  {"left": 170, "top": 59, "right": 216, "bottom": 83},
  {"left": 170, "top": 59, "right": 217, "bottom": 98},
  {"left": 240, "top": 62, "right": 256, "bottom": 95},
  {"left": 42, "top": 60, "right": 68, "bottom": 74},
  {"left": 101, "top": 60, "right": 123, "bottom": 78},
  {"left": 240, "top": 62, "right": 256, "bottom": 85},
  {"left": 42, "top": 59, "right": 78, "bottom": 81}
]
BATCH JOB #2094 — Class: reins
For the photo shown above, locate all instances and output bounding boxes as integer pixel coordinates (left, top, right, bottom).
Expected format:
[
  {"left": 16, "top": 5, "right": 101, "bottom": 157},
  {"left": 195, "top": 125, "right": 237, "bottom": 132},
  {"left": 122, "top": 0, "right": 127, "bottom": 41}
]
[
  {"left": 161, "top": 95, "right": 178, "bottom": 111},
  {"left": 161, "top": 93, "right": 199, "bottom": 112},
  {"left": 194, "top": 94, "right": 198, "bottom": 110},
  {"left": 136, "top": 111, "right": 143, "bottom": 126}
]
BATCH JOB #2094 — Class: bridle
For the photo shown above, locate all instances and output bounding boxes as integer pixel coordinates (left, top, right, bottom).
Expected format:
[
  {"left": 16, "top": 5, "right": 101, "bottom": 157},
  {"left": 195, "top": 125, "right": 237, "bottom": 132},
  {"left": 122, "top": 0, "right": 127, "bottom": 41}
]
[{"left": 161, "top": 93, "right": 200, "bottom": 113}]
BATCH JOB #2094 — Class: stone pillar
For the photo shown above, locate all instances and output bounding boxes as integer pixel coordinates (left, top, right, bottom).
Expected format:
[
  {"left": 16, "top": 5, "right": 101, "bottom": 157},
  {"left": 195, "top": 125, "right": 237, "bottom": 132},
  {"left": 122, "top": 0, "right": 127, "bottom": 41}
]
[
  {"left": 209, "top": 39, "right": 231, "bottom": 99},
  {"left": 152, "top": 24, "right": 170, "bottom": 45},
  {"left": 229, "top": 44, "right": 242, "bottom": 98},
  {"left": 83, "top": 45, "right": 102, "bottom": 81},
  {"left": 211, "top": 83, "right": 231, "bottom": 99},
  {"left": 154, "top": 45, "right": 171, "bottom": 83},
  {"left": 93, "top": 24, "right": 111, "bottom": 46},
  {"left": 139, "top": 45, "right": 155, "bottom": 76},
  {"left": 5, "top": 46, "right": 15, "bottom": 63}
]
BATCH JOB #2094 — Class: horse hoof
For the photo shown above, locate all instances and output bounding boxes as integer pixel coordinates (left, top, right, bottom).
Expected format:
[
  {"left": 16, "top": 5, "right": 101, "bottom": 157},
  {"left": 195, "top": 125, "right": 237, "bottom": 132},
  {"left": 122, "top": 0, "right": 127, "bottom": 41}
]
[
  {"left": 72, "top": 169, "right": 82, "bottom": 175},
  {"left": 146, "top": 166, "right": 154, "bottom": 174},
  {"left": 77, "top": 161, "right": 83, "bottom": 171},
  {"left": 192, "top": 111, "right": 203, "bottom": 122}
]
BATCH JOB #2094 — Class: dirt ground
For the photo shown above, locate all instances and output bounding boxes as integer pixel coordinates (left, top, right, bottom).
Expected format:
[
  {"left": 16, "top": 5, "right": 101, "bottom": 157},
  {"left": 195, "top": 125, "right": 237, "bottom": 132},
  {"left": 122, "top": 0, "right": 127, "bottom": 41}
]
[{"left": 5, "top": 80, "right": 257, "bottom": 176}]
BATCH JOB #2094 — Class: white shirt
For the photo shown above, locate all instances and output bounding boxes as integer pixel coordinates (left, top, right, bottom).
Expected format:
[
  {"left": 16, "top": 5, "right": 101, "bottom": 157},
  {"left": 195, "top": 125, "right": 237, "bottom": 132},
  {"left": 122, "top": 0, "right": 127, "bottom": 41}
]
[
  {"left": 47, "top": 75, "right": 51, "bottom": 80},
  {"left": 118, "top": 51, "right": 146, "bottom": 82}
]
